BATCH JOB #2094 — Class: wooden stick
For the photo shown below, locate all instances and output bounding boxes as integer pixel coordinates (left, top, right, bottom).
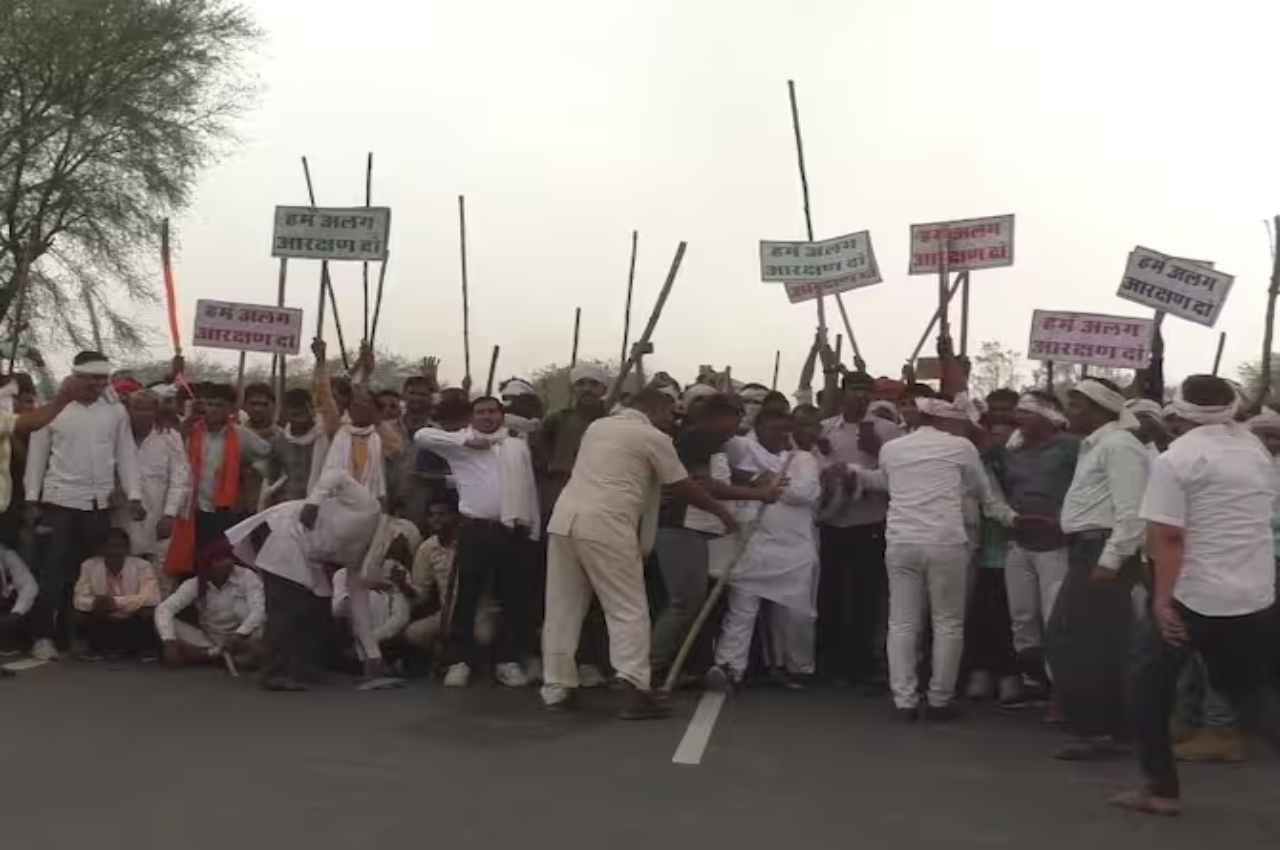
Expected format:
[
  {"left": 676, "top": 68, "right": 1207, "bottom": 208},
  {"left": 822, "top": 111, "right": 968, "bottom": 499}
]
[
  {"left": 235, "top": 350, "right": 247, "bottom": 401},
  {"left": 301, "top": 156, "right": 326, "bottom": 341},
  {"left": 276, "top": 257, "right": 288, "bottom": 402},
  {"left": 459, "top": 195, "right": 472, "bottom": 386},
  {"left": 160, "top": 219, "right": 182, "bottom": 356},
  {"left": 324, "top": 265, "right": 351, "bottom": 372},
  {"left": 907, "top": 274, "right": 964, "bottom": 366},
  {"left": 1255, "top": 214, "right": 1280, "bottom": 409},
  {"left": 937, "top": 243, "right": 952, "bottom": 354},
  {"left": 1045, "top": 360, "right": 1055, "bottom": 392},
  {"left": 368, "top": 256, "right": 389, "bottom": 349},
  {"left": 771, "top": 350, "right": 780, "bottom": 390},
  {"left": 787, "top": 80, "right": 825, "bottom": 334},
  {"left": 1212, "top": 332, "right": 1226, "bottom": 376},
  {"left": 485, "top": 344, "right": 500, "bottom": 397},
  {"left": 362, "top": 151, "right": 372, "bottom": 344},
  {"left": 571, "top": 307, "right": 581, "bottom": 367},
  {"left": 834, "top": 334, "right": 843, "bottom": 364},
  {"left": 960, "top": 271, "right": 971, "bottom": 357},
  {"left": 662, "top": 453, "right": 796, "bottom": 692},
  {"left": 833, "top": 293, "right": 865, "bottom": 372},
  {"left": 607, "top": 242, "right": 687, "bottom": 408},
  {"left": 621, "top": 230, "right": 637, "bottom": 363},
  {"left": 7, "top": 245, "right": 31, "bottom": 371}
]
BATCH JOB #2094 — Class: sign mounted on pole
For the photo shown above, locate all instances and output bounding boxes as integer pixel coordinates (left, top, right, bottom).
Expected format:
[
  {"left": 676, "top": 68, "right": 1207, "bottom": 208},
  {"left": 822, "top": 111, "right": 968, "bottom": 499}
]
[
  {"left": 908, "top": 214, "right": 1014, "bottom": 274},
  {"left": 272, "top": 206, "right": 391, "bottom": 261},
  {"left": 1027, "top": 309, "right": 1154, "bottom": 370},
  {"left": 194, "top": 299, "right": 304, "bottom": 355},
  {"left": 760, "top": 230, "right": 882, "bottom": 293},
  {"left": 1116, "top": 246, "right": 1232, "bottom": 327}
]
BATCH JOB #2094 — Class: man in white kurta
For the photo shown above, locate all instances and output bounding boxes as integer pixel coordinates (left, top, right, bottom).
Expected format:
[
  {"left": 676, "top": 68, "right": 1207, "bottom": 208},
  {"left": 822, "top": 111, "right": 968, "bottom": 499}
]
[
  {"left": 708, "top": 410, "right": 820, "bottom": 687},
  {"left": 120, "top": 391, "right": 189, "bottom": 565}
]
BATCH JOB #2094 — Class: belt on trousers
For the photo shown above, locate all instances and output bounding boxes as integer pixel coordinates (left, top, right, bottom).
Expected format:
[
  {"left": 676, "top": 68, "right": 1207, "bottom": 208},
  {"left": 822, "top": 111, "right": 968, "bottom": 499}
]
[
  {"left": 460, "top": 515, "right": 505, "bottom": 529},
  {"left": 1066, "top": 529, "right": 1110, "bottom": 544}
]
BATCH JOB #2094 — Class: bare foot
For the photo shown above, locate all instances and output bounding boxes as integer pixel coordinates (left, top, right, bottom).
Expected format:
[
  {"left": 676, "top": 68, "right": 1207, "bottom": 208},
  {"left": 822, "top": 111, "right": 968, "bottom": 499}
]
[{"left": 1108, "top": 788, "right": 1182, "bottom": 817}]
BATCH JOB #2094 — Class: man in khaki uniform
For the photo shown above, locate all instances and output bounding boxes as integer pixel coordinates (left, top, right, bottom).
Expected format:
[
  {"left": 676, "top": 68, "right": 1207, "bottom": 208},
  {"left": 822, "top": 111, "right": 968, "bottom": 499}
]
[{"left": 541, "top": 388, "right": 737, "bottom": 718}]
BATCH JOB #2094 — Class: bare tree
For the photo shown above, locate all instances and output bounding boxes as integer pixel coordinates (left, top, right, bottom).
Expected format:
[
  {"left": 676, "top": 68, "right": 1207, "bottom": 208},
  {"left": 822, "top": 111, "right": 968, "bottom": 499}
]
[
  {"left": 968, "top": 341, "right": 1023, "bottom": 399},
  {"left": 0, "top": 0, "right": 260, "bottom": 359}
]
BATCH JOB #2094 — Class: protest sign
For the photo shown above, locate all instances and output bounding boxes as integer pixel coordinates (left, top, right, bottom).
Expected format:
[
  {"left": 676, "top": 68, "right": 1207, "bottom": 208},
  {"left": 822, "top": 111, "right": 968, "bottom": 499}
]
[
  {"left": 1116, "top": 246, "right": 1232, "bottom": 327},
  {"left": 272, "top": 206, "right": 391, "bottom": 261},
  {"left": 1027, "top": 310, "right": 1154, "bottom": 369},
  {"left": 784, "top": 277, "right": 880, "bottom": 304},
  {"left": 760, "top": 230, "right": 881, "bottom": 292},
  {"left": 909, "top": 214, "right": 1014, "bottom": 274},
  {"left": 194, "top": 299, "right": 304, "bottom": 355}
]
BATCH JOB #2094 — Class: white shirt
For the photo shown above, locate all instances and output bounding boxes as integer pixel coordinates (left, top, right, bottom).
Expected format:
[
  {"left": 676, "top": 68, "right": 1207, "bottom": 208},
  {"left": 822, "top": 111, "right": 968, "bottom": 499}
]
[
  {"left": 413, "top": 427, "right": 503, "bottom": 520},
  {"left": 860, "top": 426, "right": 1013, "bottom": 546},
  {"left": 1060, "top": 421, "right": 1151, "bottom": 570},
  {"left": 0, "top": 545, "right": 38, "bottom": 616},
  {"left": 331, "top": 567, "right": 410, "bottom": 643},
  {"left": 818, "top": 414, "right": 903, "bottom": 527},
  {"left": 154, "top": 566, "right": 266, "bottom": 641},
  {"left": 25, "top": 397, "right": 141, "bottom": 509},
  {"left": 1139, "top": 424, "right": 1277, "bottom": 616}
]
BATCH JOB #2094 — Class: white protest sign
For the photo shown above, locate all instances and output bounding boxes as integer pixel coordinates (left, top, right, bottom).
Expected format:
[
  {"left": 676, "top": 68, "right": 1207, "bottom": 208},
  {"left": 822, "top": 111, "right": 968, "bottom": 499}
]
[
  {"left": 908, "top": 214, "right": 1014, "bottom": 274},
  {"left": 272, "top": 206, "right": 391, "bottom": 261},
  {"left": 1116, "top": 246, "right": 1232, "bottom": 327},
  {"left": 760, "top": 230, "right": 881, "bottom": 294},
  {"left": 193, "top": 299, "right": 304, "bottom": 355},
  {"left": 1027, "top": 310, "right": 1154, "bottom": 370}
]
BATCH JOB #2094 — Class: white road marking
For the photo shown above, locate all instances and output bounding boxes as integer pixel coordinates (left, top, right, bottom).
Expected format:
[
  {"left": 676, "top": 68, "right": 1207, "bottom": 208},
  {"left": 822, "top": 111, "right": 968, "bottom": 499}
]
[
  {"left": 2, "top": 658, "right": 48, "bottom": 672},
  {"left": 672, "top": 691, "right": 726, "bottom": 765}
]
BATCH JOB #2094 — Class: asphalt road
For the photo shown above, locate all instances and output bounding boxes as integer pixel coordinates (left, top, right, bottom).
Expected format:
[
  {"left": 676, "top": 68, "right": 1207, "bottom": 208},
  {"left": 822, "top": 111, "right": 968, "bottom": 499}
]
[{"left": 3, "top": 662, "right": 1276, "bottom": 849}]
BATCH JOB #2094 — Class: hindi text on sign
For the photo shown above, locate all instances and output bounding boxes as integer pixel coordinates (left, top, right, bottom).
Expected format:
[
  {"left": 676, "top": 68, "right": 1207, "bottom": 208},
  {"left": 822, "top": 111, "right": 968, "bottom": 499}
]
[
  {"left": 194, "top": 299, "right": 304, "bottom": 355},
  {"left": 908, "top": 214, "right": 1015, "bottom": 274},
  {"left": 1027, "top": 309, "right": 1154, "bottom": 370}
]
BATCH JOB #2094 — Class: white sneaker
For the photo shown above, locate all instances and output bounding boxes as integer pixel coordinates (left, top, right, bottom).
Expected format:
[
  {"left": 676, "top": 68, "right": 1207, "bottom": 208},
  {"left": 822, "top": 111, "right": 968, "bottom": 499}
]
[
  {"left": 31, "top": 639, "right": 59, "bottom": 662},
  {"left": 495, "top": 662, "right": 529, "bottom": 688},
  {"left": 443, "top": 662, "right": 471, "bottom": 687},
  {"left": 577, "top": 663, "right": 607, "bottom": 689}
]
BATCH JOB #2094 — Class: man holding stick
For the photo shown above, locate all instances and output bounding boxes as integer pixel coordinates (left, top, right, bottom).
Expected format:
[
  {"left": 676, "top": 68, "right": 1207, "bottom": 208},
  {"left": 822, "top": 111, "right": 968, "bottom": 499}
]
[{"left": 540, "top": 388, "right": 737, "bottom": 718}]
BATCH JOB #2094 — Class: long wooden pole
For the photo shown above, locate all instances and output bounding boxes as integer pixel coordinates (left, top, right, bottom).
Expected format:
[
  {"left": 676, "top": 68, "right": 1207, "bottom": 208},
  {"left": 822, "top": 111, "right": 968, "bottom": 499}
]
[
  {"left": 621, "top": 230, "right": 637, "bottom": 363},
  {"left": 571, "top": 307, "right": 581, "bottom": 367},
  {"left": 1255, "top": 213, "right": 1280, "bottom": 408},
  {"left": 485, "top": 345, "right": 500, "bottom": 397},
  {"left": 833, "top": 294, "right": 865, "bottom": 372},
  {"left": 607, "top": 242, "right": 687, "bottom": 408},
  {"left": 907, "top": 274, "right": 964, "bottom": 366},
  {"left": 834, "top": 334, "right": 843, "bottom": 364},
  {"left": 771, "top": 349, "right": 781, "bottom": 390},
  {"left": 235, "top": 350, "right": 247, "bottom": 401},
  {"left": 362, "top": 151, "right": 372, "bottom": 344},
  {"left": 787, "top": 80, "right": 825, "bottom": 335},
  {"left": 960, "top": 270, "right": 971, "bottom": 357},
  {"left": 1212, "top": 332, "right": 1226, "bottom": 376},
  {"left": 160, "top": 219, "right": 182, "bottom": 357},
  {"left": 937, "top": 241, "right": 952, "bottom": 354},
  {"left": 459, "top": 195, "right": 472, "bottom": 387},
  {"left": 368, "top": 256, "right": 389, "bottom": 349},
  {"left": 301, "top": 157, "right": 327, "bottom": 341},
  {"left": 275, "top": 257, "right": 288, "bottom": 401}
]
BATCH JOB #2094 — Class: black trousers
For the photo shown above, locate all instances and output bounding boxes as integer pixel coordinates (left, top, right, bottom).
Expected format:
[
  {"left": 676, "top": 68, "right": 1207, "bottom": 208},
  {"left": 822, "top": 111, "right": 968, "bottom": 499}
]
[
  {"left": 1132, "top": 602, "right": 1280, "bottom": 798},
  {"left": 196, "top": 510, "right": 247, "bottom": 552},
  {"left": 1045, "top": 532, "right": 1140, "bottom": 739},
  {"left": 444, "top": 519, "right": 532, "bottom": 668},
  {"left": 261, "top": 571, "right": 329, "bottom": 683},
  {"left": 962, "top": 568, "right": 1017, "bottom": 678},
  {"left": 816, "top": 522, "right": 886, "bottom": 682},
  {"left": 72, "top": 609, "right": 157, "bottom": 655},
  {"left": 33, "top": 505, "right": 112, "bottom": 646},
  {"left": 0, "top": 594, "right": 33, "bottom": 651}
]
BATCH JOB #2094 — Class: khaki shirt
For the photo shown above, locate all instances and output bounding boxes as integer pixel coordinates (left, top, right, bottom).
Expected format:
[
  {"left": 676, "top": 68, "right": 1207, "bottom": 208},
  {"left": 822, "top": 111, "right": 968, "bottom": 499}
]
[{"left": 547, "top": 409, "right": 688, "bottom": 546}]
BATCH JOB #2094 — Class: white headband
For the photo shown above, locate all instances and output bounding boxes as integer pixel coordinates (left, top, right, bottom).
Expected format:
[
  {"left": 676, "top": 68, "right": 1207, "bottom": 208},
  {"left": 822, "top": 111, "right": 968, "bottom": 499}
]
[
  {"left": 682, "top": 383, "right": 718, "bottom": 405},
  {"left": 72, "top": 359, "right": 111, "bottom": 376},
  {"left": 916, "top": 395, "right": 976, "bottom": 423},
  {"left": 1125, "top": 398, "right": 1163, "bottom": 419},
  {"left": 1072, "top": 379, "right": 1140, "bottom": 430},
  {"left": 1015, "top": 394, "right": 1067, "bottom": 427},
  {"left": 1169, "top": 392, "right": 1239, "bottom": 426},
  {"left": 867, "top": 400, "right": 901, "bottom": 423},
  {"left": 499, "top": 378, "right": 536, "bottom": 398},
  {"left": 570, "top": 364, "right": 607, "bottom": 386}
]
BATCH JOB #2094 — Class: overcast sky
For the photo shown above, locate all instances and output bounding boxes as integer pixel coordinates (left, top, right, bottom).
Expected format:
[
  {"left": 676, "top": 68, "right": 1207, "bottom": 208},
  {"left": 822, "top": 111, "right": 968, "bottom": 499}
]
[{"left": 156, "top": 0, "right": 1280, "bottom": 392}]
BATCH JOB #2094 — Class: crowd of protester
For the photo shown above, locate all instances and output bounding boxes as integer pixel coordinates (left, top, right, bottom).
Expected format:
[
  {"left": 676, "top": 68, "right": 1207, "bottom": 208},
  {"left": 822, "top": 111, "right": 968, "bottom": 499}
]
[{"left": 0, "top": 332, "right": 1277, "bottom": 816}]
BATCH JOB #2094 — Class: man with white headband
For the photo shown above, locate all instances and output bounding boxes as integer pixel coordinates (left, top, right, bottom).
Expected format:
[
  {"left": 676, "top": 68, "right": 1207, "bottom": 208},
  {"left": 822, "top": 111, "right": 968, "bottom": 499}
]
[
  {"left": 985, "top": 391, "right": 1079, "bottom": 705},
  {"left": 24, "top": 351, "right": 143, "bottom": 661},
  {"left": 1111, "top": 375, "right": 1280, "bottom": 817},
  {"left": 499, "top": 377, "right": 542, "bottom": 438},
  {"left": 1046, "top": 377, "right": 1150, "bottom": 760},
  {"left": 1125, "top": 398, "right": 1169, "bottom": 456},
  {"left": 850, "top": 394, "right": 1016, "bottom": 721}
]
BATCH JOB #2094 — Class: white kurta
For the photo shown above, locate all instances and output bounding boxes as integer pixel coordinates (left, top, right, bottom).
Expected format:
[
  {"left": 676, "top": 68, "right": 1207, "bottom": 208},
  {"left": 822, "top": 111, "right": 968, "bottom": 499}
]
[
  {"left": 729, "top": 448, "right": 821, "bottom": 613},
  {"left": 121, "top": 429, "right": 189, "bottom": 560}
]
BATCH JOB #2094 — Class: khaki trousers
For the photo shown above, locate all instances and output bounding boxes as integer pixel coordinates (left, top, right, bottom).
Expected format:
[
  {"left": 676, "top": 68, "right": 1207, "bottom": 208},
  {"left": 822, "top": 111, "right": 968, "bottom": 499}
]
[{"left": 542, "top": 532, "right": 651, "bottom": 690}]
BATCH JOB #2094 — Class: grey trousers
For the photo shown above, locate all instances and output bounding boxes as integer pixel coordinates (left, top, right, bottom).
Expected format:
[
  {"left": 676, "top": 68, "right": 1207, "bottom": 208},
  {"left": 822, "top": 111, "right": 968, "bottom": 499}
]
[{"left": 650, "top": 527, "right": 712, "bottom": 672}]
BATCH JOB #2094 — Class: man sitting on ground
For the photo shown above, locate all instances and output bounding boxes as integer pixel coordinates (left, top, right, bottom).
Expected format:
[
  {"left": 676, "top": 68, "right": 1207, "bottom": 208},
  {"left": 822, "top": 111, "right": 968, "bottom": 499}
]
[
  {"left": 155, "top": 538, "right": 266, "bottom": 668},
  {"left": 0, "top": 544, "right": 38, "bottom": 661},
  {"left": 72, "top": 528, "right": 161, "bottom": 660}
]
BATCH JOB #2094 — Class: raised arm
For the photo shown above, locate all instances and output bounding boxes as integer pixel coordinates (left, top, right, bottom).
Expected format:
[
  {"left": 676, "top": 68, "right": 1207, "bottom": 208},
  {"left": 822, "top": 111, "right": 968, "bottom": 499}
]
[{"left": 312, "top": 338, "right": 342, "bottom": 438}]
